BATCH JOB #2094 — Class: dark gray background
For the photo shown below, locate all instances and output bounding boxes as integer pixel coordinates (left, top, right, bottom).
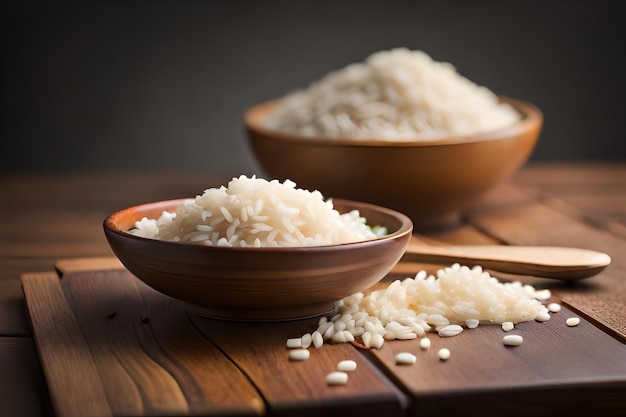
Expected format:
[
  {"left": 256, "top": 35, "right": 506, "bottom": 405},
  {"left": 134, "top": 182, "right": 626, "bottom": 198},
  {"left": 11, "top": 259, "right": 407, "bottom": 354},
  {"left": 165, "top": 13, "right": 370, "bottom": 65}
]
[{"left": 2, "top": 1, "right": 624, "bottom": 176}]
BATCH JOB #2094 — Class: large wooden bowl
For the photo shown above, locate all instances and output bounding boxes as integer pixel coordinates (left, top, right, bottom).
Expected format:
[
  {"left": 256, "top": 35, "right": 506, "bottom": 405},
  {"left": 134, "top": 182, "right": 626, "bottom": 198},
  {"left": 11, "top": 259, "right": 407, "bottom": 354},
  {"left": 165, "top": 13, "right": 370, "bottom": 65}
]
[
  {"left": 103, "top": 198, "right": 413, "bottom": 321},
  {"left": 245, "top": 97, "right": 542, "bottom": 231}
]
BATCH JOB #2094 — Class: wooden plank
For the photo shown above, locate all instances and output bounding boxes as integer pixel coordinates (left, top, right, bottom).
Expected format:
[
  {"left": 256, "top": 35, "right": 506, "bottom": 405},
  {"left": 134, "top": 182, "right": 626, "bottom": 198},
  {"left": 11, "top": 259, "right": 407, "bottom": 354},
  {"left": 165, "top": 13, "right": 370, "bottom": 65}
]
[
  {"left": 59, "top": 259, "right": 406, "bottom": 416},
  {"left": 55, "top": 257, "right": 124, "bottom": 274},
  {"left": 364, "top": 310, "right": 626, "bottom": 417},
  {"left": 190, "top": 316, "right": 406, "bottom": 417},
  {"left": 467, "top": 183, "right": 626, "bottom": 341},
  {"left": 23, "top": 250, "right": 626, "bottom": 417},
  {"left": 10, "top": 166, "right": 626, "bottom": 417},
  {"left": 372, "top": 180, "right": 626, "bottom": 415},
  {"left": 62, "top": 268, "right": 265, "bottom": 416},
  {"left": 126, "top": 270, "right": 266, "bottom": 415},
  {"left": 513, "top": 163, "right": 626, "bottom": 237},
  {"left": 21, "top": 272, "right": 113, "bottom": 417},
  {"left": 61, "top": 269, "right": 188, "bottom": 416},
  {"left": 189, "top": 271, "right": 626, "bottom": 417}
]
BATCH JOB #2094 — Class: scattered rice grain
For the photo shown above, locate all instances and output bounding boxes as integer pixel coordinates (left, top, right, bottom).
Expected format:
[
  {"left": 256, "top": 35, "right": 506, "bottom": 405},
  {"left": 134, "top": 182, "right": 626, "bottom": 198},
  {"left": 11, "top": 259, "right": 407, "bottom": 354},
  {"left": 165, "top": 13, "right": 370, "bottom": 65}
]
[
  {"left": 548, "top": 303, "right": 562, "bottom": 313},
  {"left": 286, "top": 338, "right": 302, "bottom": 349},
  {"left": 288, "top": 349, "right": 310, "bottom": 361},
  {"left": 535, "top": 311, "right": 551, "bottom": 322},
  {"left": 326, "top": 371, "right": 349, "bottom": 386},
  {"left": 337, "top": 360, "right": 357, "bottom": 372},
  {"left": 534, "top": 289, "right": 552, "bottom": 301},
  {"left": 503, "top": 335, "right": 524, "bottom": 346},
  {"left": 566, "top": 317, "right": 581, "bottom": 327},
  {"left": 395, "top": 352, "right": 417, "bottom": 365},
  {"left": 438, "top": 348, "right": 451, "bottom": 361}
]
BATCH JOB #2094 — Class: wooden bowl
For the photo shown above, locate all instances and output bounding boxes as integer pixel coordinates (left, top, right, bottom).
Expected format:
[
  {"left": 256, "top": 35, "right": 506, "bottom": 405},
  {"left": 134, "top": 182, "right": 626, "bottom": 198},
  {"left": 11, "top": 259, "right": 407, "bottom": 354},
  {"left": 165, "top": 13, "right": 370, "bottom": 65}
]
[
  {"left": 103, "top": 198, "right": 413, "bottom": 321},
  {"left": 245, "top": 97, "right": 542, "bottom": 231}
]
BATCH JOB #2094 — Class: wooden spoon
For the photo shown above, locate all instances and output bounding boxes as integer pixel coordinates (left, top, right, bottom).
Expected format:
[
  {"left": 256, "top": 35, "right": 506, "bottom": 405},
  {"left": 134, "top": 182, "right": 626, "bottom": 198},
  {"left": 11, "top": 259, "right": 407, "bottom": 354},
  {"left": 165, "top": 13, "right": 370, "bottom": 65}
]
[{"left": 400, "top": 245, "right": 611, "bottom": 280}]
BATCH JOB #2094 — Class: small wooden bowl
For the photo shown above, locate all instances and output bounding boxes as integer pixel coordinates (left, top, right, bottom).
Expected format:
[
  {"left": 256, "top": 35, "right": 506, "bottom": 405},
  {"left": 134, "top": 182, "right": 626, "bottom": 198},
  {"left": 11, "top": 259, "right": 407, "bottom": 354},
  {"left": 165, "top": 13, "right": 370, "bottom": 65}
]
[
  {"left": 245, "top": 97, "right": 542, "bottom": 231},
  {"left": 103, "top": 198, "right": 413, "bottom": 321}
]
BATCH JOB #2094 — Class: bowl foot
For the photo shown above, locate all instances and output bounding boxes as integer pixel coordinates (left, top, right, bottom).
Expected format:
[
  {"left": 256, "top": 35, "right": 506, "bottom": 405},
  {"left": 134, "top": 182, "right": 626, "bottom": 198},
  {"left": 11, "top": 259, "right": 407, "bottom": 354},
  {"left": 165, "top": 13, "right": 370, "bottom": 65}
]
[{"left": 185, "top": 301, "right": 338, "bottom": 322}]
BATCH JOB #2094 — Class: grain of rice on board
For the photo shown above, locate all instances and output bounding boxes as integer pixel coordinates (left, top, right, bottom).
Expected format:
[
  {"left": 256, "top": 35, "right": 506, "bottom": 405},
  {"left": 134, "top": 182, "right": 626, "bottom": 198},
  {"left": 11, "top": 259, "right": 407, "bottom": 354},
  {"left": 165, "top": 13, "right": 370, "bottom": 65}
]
[
  {"left": 129, "top": 175, "right": 386, "bottom": 247},
  {"left": 264, "top": 48, "right": 522, "bottom": 140}
]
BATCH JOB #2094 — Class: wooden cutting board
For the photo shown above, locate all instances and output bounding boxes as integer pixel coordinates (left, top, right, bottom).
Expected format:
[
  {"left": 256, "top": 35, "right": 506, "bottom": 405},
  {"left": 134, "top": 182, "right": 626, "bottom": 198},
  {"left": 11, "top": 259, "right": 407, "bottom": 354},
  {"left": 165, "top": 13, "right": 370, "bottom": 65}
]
[{"left": 21, "top": 257, "right": 626, "bottom": 417}]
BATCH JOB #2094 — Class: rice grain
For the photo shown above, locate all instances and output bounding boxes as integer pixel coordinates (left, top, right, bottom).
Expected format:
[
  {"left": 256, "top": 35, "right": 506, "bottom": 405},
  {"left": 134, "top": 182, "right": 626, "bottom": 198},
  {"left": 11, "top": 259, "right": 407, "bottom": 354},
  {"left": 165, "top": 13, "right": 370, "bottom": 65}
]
[
  {"left": 548, "top": 303, "right": 562, "bottom": 313},
  {"left": 289, "top": 349, "right": 310, "bottom": 361},
  {"left": 326, "top": 371, "right": 349, "bottom": 386},
  {"left": 503, "top": 335, "right": 524, "bottom": 346},
  {"left": 438, "top": 324, "right": 464, "bottom": 337},
  {"left": 395, "top": 352, "right": 417, "bottom": 365},
  {"left": 438, "top": 348, "right": 451, "bottom": 361},
  {"left": 337, "top": 360, "right": 357, "bottom": 372},
  {"left": 286, "top": 338, "right": 302, "bottom": 349}
]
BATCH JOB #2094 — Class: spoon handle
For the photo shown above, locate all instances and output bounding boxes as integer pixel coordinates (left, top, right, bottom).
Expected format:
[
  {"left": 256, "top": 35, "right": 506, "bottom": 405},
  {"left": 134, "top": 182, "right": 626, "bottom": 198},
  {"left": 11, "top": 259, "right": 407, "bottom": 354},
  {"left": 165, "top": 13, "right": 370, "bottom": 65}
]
[{"left": 401, "top": 245, "right": 611, "bottom": 280}]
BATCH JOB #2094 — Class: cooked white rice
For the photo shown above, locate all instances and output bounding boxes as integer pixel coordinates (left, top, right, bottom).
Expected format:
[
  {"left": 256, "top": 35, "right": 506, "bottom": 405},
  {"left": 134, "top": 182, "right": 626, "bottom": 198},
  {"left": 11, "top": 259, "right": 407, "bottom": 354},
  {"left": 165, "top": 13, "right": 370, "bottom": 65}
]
[
  {"left": 306, "top": 263, "right": 551, "bottom": 349},
  {"left": 129, "top": 175, "right": 386, "bottom": 247},
  {"left": 264, "top": 48, "right": 521, "bottom": 140}
]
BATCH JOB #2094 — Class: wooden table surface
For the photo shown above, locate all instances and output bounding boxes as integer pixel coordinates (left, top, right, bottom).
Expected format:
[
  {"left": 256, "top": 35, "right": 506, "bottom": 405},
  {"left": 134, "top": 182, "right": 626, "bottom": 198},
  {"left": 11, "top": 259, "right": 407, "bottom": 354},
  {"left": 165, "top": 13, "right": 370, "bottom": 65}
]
[{"left": 1, "top": 162, "right": 625, "bottom": 417}]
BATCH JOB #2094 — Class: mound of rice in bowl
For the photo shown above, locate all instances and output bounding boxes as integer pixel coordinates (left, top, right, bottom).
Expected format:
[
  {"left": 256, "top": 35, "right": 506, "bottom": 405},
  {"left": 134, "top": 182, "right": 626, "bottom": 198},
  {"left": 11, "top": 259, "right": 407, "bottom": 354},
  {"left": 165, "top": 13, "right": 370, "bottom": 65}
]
[
  {"left": 264, "top": 48, "right": 521, "bottom": 140},
  {"left": 129, "top": 175, "right": 387, "bottom": 247}
]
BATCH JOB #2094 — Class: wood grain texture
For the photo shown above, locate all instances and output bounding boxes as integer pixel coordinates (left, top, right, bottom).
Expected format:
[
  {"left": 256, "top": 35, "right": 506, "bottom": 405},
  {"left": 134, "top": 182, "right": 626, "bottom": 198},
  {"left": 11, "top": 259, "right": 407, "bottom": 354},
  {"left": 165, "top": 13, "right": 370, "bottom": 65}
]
[
  {"left": 3, "top": 165, "right": 626, "bottom": 417},
  {"left": 22, "top": 261, "right": 626, "bottom": 417},
  {"left": 37, "top": 263, "right": 403, "bottom": 416},
  {"left": 514, "top": 162, "right": 626, "bottom": 235},
  {"left": 465, "top": 183, "right": 626, "bottom": 341},
  {"left": 191, "top": 315, "right": 406, "bottom": 417},
  {"left": 21, "top": 272, "right": 113, "bottom": 417},
  {"left": 23, "top": 268, "right": 266, "bottom": 417},
  {"left": 366, "top": 309, "right": 626, "bottom": 416}
]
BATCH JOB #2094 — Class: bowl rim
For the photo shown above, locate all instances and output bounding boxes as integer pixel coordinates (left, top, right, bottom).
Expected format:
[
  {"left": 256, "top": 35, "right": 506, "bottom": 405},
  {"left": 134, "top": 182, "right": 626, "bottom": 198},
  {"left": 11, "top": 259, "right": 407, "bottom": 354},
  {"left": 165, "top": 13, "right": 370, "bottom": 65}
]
[
  {"left": 103, "top": 197, "right": 414, "bottom": 253},
  {"left": 244, "top": 95, "right": 543, "bottom": 147}
]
